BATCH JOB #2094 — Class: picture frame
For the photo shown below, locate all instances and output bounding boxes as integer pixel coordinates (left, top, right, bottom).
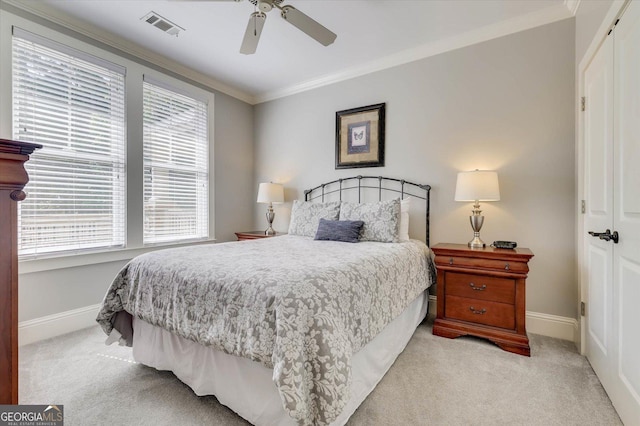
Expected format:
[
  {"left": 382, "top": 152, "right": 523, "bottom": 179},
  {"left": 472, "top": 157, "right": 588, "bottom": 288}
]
[{"left": 335, "top": 103, "right": 385, "bottom": 169}]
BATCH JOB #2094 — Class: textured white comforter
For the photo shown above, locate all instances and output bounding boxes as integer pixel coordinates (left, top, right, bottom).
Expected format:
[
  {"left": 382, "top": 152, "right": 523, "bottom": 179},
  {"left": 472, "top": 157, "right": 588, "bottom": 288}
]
[{"left": 97, "top": 235, "right": 434, "bottom": 425}]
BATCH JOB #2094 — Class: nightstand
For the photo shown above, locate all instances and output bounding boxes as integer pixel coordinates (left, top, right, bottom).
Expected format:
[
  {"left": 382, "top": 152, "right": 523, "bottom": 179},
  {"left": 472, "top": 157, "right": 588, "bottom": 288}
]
[
  {"left": 431, "top": 243, "right": 534, "bottom": 356},
  {"left": 235, "top": 231, "right": 284, "bottom": 241}
]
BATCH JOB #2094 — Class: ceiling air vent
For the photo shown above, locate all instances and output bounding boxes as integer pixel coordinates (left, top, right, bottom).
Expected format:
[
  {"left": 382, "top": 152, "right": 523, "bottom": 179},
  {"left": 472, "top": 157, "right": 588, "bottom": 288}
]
[{"left": 142, "top": 11, "right": 184, "bottom": 37}]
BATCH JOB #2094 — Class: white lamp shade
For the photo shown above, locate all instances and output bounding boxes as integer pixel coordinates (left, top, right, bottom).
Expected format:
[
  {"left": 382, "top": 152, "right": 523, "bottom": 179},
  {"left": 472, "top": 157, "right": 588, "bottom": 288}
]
[
  {"left": 455, "top": 170, "right": 500, "bottom": 202},
  {"left": 257, "top": 182, "right": 284, "bottom": 203}
]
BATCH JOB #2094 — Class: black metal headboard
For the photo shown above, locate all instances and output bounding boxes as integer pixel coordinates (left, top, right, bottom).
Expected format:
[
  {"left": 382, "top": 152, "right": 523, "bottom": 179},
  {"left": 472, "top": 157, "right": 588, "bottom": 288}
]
[{"left": 304, "top": 175, "right": 432, "bottom": 246}]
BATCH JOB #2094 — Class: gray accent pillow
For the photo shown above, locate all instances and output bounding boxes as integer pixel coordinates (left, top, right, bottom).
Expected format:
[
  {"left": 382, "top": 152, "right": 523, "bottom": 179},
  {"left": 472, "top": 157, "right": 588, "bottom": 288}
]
[
  {"left": 288, "top": 200, "right": 341, "bottom": 237},
  {"left": 339, "top": 199, "right": 401, "bottom": 243},
  {"left": 314, "top": 219, "right": 364, "bottom": 243}
]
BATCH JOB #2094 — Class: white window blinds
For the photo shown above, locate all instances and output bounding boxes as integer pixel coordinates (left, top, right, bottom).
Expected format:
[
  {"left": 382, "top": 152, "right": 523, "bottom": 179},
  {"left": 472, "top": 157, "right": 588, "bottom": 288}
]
[
  {"left": 143, "top": 78, "right": 209, "bottom": 244},
  {"left": 12, "top": 29, "right": 126, "bottom": 258}
]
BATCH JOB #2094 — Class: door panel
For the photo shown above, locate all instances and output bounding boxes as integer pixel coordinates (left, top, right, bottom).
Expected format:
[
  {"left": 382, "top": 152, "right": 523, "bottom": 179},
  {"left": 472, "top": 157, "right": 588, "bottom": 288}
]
[
  {"left": 583, "top": 32, "right": 614, "bottom": 392},
  {"left": 587, "top": 245, "right": 608, "bottom": 353},
  {"left": 612, "top": 1, "right": 640, "bottom": 423},
  {"left": 619, "top": 259, "right": 640, "bottom": 404},
  {"left": 585, "top": 38, "right": 612, "bottom": 218},
  {"left": 617, "top": 2, "right": 640, "bottom": 216}
]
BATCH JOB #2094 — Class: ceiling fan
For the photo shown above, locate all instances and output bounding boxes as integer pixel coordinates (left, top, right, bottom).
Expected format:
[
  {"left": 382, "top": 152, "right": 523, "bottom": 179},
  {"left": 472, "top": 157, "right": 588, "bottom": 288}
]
[{"left": 189, "top": 0, "right": 337, "bottom": 54}]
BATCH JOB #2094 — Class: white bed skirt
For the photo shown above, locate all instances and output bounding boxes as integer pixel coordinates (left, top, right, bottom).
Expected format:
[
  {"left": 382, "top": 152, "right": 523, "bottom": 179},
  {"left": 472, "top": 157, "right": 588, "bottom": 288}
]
[{"left": 132, "top": 291, "right": 429, "bottom": 426}]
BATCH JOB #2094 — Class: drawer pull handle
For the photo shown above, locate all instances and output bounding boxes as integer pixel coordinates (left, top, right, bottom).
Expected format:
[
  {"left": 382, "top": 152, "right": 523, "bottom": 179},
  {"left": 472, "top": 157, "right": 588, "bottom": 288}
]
[
  {"left": 469, "top": 283, "right": 487, "bottom": 291},
  {"left": 505, "top": 263, "right": 510, "bottom": 270},
  {"left": 469, "top": 306, "right": 487, "bottom": 315},
  {"left": 449, "top": 257, "right": 454, "bottom": 265}
]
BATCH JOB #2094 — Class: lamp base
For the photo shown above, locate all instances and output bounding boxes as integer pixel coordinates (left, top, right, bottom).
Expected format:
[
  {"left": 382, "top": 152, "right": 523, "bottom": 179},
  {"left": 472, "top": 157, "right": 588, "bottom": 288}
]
[
  {"left": 467, "top": 235, "right": 486, "bottom": 248},
  {"left": 265, "top": 205, "right": 276, "bottom": 236},
  {"left": 468, "top": 210, "right": 485, "bottom": 248}
]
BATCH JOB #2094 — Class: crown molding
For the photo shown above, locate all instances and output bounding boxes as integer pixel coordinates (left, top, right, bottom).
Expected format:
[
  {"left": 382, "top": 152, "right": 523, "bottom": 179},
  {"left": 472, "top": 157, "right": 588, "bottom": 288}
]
[
  {"left": 254, "top": 4, "right": 573, "bottom": 104},
  {"left": 1, "top": 0, "right": 256, "bottom": 105},
  {"left": 564, "top": 0, "right": 582, "bottom": 16}
]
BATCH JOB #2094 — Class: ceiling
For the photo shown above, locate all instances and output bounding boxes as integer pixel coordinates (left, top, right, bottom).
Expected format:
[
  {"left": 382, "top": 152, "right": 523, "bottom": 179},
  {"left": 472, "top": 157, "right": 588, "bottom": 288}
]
[{"left": 6, "top": 0, "right": 576, "bottom": 104}]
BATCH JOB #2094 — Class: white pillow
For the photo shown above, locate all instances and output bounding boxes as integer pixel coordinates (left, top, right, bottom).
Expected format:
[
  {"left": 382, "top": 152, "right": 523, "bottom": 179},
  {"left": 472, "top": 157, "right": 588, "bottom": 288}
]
[
  {"left": 399, "top": 197, "right": 411, "bottom": 242},
  {"left": 287, "top": 200, "right": 341, "bottom": 237},
  {"left": 339, "top": 198, "right": 401, "bottom": 243}
]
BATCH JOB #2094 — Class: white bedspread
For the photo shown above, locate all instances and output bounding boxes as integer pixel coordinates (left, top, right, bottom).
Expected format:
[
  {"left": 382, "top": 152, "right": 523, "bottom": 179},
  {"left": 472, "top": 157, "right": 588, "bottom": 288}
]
[{"left": 97, "top": 235, "right": 434, "bottom": 425}]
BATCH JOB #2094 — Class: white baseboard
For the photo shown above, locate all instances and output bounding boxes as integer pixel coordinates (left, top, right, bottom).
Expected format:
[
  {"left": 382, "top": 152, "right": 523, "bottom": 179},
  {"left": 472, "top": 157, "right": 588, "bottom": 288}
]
[
  {"left": 525, "top": 311, "right": 579, "bottom": 342},
  {"left": 19, "top": 300, "right": 580, "bottom": 347},
  {"left": 19, "top": 304, "right": 101, "bottom": 346}
]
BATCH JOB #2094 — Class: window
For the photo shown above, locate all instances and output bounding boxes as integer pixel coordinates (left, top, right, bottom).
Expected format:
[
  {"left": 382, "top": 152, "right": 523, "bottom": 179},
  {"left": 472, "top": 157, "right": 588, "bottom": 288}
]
[
  {"left": 12, "top": 28, "right": 126, "bottom": 258},
  {"left": 143, "top": 77, "right": 209, "bottom": 244}
]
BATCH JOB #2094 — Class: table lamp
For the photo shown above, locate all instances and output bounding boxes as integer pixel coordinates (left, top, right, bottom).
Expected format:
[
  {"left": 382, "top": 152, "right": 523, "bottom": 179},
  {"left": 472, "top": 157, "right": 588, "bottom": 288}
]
[
  {"left": 257, "top": 182, "right": 284, "bottom": 235},
  {"left": 455, "top": 170, "right": 500, "bottom": 248}
]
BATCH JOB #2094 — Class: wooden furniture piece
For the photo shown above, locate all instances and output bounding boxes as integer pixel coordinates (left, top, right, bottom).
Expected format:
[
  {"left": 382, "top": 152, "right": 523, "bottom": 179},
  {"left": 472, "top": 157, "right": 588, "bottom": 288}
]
[
  {"left": 431, "top": 243, "right": 534, "bottom": 356},
  {"left": 0, "top": 139, "right": 41, "bottom": 404},
  {"left": 235, "top": 231, "right": 283, "bottom": 241}
]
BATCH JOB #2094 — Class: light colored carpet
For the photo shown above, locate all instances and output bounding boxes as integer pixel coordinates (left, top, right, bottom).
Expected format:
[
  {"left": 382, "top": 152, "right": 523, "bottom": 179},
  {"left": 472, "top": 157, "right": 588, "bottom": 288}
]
[{"left": 20, "top": 317, "right": 621, "bottom": 425}]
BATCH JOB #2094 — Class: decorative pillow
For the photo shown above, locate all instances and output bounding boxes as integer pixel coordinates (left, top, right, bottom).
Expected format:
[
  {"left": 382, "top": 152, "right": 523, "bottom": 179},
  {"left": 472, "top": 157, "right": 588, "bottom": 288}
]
[
  {"left": 314, "top": 219, "right": 364, "bottom": 243},
  {"left": 339, "top": 198, "right": 401, "bottom": 243},
  {"left": 399, "top": 197, "right": 411, "bottom": 242},
  {"left": 288, "top": 200, "right": 341, "bottom": 237}
]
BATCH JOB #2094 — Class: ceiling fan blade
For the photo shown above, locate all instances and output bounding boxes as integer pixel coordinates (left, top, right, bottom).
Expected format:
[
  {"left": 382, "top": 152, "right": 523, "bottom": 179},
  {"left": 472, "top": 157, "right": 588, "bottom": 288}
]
[
  {"left": 280, "top": 5, "right": 336, "bottom": 47},
  {"left": 240, "top": 11, "right": 266, "bottom": 55}
]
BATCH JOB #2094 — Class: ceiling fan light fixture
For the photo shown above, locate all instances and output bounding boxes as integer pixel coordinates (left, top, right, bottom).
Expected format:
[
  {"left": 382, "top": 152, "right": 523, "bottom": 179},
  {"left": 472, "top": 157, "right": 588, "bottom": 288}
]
[
  {"left": 233, "top": 0, "right": 335, "bottom": 54},
  {"left": 258, "top": 0, "right": 273, "bottom": 12}
]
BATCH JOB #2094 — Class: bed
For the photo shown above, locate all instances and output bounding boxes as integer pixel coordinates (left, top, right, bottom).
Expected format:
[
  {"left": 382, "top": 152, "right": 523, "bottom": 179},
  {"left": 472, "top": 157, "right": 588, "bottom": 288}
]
[{"left": 97, "top": 176, "right": 435, "bottom": 426}]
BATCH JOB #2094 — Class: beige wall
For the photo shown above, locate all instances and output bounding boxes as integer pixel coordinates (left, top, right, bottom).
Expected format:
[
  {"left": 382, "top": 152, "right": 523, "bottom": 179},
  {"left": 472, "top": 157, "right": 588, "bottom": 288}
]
[{"left": 254, "top": 19, "right": 577, "bottom": 319}]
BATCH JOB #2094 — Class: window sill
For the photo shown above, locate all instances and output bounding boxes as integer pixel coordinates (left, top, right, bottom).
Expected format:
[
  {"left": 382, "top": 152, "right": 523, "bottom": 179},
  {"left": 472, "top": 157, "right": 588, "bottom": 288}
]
[{"left": 18, "top": 238, "right": 217, "bottom": 274}]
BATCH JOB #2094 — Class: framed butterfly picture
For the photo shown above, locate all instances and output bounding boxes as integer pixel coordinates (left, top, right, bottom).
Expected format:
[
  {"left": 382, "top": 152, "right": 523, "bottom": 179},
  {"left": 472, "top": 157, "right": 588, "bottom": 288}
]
[{"left": 335, "top": 103, "right": 385, "bottom": 169}]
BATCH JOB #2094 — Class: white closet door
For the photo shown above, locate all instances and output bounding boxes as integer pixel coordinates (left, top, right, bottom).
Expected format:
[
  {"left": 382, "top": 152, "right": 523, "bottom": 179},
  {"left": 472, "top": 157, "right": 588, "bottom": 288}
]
[
  {"left": 583, "top": 32, "right": 614, "bottom": 395},
  {"left": 612, "top": 0, "right": 640, "bottom": 423},
  {"left": 584, "top": 2, "right": 640, "bottom": 424}
]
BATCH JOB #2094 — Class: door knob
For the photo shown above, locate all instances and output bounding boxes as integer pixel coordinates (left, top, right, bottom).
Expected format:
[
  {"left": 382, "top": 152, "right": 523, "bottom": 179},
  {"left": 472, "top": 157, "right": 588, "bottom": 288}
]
[{"left": 588, "top": 229, "right": 619, "bottom": 244}]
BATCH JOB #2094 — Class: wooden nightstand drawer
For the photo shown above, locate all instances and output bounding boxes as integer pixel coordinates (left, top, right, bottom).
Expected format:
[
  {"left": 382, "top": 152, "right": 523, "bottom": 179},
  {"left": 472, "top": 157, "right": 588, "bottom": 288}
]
[
  {"left": 445, "top": 295, "right": 515, "bottom": 330},
  {"left": 437, "top": 255, "right": 529, "bottom": 274},
  {"left": 446, "top": 272, "right": 515, "bottom": 304}
]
